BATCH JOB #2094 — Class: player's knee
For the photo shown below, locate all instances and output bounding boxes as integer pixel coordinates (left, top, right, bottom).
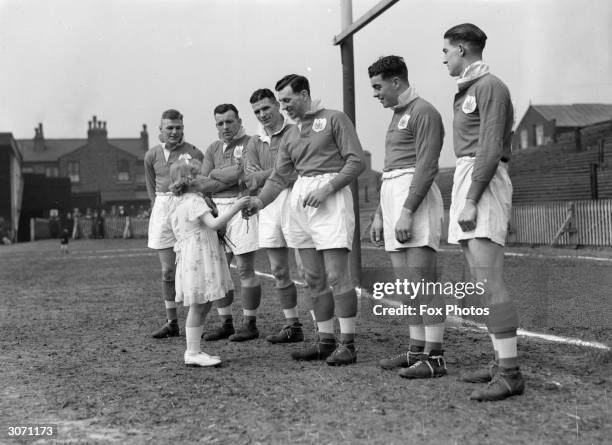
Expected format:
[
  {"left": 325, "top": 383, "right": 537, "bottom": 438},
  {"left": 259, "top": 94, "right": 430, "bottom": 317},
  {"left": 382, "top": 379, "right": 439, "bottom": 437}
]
[
  {"left": 326, "top": 267, "right": 351, "bottom": 293},
  {"left": 270, "top": 262, "right": 289, "bottom": 283},
  {"left": 236, "top": 261, "right": 255, "bottom": 281},
  {"left": 161, "top": 265, "right": 175, "bottom": 282},
  {"left": 304, "top": 270, "right": 327, "bottom": 294}
]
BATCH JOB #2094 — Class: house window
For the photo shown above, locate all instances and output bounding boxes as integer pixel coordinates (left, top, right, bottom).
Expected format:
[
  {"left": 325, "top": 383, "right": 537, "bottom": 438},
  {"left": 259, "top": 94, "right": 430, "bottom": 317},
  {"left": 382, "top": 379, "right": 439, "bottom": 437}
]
[
  {"left": 520, "top": 130, "right": 528, "bottom": 149},
  {"left": 117, "top": 159, "right": 130, "bottom": 181},
  {"left": 45, "top": 166, "right": 59, "bottom": 177},
  {"left": 68, "top": 161, "right": 80, "bottom": 183},
  {"left": 22, "top": 167, "right": 34, "bottom": 174},
  {"left": 535, "top": 124, "right": 544, "bottom": 146}
]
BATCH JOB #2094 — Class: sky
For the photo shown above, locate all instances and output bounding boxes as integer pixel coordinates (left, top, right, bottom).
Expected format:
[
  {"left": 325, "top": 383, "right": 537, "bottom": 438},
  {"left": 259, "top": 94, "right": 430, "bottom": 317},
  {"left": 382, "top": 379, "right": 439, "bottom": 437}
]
[{"left": 1, "top": 0, "right": 611, "bottom": 169}]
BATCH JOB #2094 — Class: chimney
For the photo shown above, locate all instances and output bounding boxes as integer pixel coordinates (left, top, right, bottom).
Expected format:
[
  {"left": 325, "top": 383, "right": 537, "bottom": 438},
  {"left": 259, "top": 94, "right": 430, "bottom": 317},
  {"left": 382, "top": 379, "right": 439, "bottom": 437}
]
[
  {"left": 140, "top": 123, "right": 149, "bottom": 151},
  {"left": 33, "top": 123, "right": 45, "bottom": 151},
  {"left": 87, "top": 115, "right": 108, "bottom": 142},
  {"left": 364, "top": 150, "right": 372, "bottom": 171}
]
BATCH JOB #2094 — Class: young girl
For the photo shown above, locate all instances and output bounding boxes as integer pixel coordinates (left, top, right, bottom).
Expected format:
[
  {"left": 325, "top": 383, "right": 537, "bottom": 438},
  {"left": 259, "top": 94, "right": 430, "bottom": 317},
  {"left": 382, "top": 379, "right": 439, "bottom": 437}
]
[{"left": 168, "top": 157, "right": 250, "bottom": 367}]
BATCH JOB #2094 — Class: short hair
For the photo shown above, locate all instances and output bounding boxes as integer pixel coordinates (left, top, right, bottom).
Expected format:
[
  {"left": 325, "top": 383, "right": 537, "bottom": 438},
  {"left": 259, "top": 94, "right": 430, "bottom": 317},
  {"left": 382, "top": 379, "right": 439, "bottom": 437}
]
[
  {"left": 368, "top": 56, "right": 408, "bottom": 81},
  {"left": 213, "top": 103, "right": 239, "bottom": 118},
  {"left": 161, "top": 109, "right": 183, "bottom": 121},
  {"left": 444, "top": 23, "right": 487, "bottom": 52},
  {"left": 275, "top": 74, "right": 310, "bottom": 95},
  {"left": 249, "top": 88, "right": 276, "bottom": 104}
]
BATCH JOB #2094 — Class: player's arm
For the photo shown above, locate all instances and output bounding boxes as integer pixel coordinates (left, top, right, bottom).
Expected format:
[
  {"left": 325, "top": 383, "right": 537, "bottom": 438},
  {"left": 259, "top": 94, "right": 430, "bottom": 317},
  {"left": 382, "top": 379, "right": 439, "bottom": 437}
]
[
  {"left": 303, "top": 113, "right": 366, "bottom": 208},
  {"left": 396, "top": 108, "right": 444, "bottom": 242},
  {"left": 193, "top": 175, "right": 232, "bottom": 195},
  {"left": 209, "top": 164, "right": 242, "bottom": 184},
  {"left": 369, "top": 203, "right": 384, "bottom": 247},
  {"left": 252, "top": 142, "right": 294, "bottom": 211},
  {"left": 459, "top": 83, "right": 509, "bottom": 232},
  {"left": 329, "top": 112, "right": 366, "bottom": 192},
  {"left": 243, "top": 138, "right": 272, "bottom": 191},
  {"left": 468, "top": 83, "right": 509, "bottom": 203},
  {"left": 144, "top": 150, "right": 156, "bottom": 205}
]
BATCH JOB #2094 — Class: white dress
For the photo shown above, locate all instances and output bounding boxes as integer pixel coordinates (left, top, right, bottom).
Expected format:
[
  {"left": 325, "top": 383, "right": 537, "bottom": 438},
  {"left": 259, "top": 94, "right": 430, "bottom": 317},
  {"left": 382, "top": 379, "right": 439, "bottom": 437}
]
[{"left": 170, "top": 193, "right": 234, "bottom": 306}]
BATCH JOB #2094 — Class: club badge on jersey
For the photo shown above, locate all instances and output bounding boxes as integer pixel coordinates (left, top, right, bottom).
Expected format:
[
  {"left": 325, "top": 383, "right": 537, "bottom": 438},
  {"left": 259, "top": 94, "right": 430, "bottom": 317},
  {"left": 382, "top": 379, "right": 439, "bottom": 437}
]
[
  {"left": 397, "top": 114, "right": 410, "bottom": 129},
  {"left": 312, "top": 118, "right": 327, "bottom": 132},
  {"left": 462, "top": 95, "right": 477, "bottom": 114}
]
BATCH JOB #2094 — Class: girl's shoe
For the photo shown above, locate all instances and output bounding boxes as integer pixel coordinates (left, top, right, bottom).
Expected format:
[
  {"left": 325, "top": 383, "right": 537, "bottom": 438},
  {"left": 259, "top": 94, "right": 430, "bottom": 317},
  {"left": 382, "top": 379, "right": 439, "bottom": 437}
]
[{"left": 184, "top": 352, "right": 221, "bottom": 367}]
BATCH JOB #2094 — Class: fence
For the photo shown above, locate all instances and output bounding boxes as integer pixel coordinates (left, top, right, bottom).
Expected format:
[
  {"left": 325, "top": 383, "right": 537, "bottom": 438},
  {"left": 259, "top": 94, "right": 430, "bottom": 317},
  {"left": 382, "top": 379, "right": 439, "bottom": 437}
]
[
  {"left": 361, "top": 199, "right": 612, "bottom": 247},
  {"left": 30, "top": 216, "right": 149, "bottom": 241},
  {"left": 508, "top": 199, "right": 612, "bottom": 247},
  {"left": 29, "top": 200, "right": 612, "bottom": 247}
]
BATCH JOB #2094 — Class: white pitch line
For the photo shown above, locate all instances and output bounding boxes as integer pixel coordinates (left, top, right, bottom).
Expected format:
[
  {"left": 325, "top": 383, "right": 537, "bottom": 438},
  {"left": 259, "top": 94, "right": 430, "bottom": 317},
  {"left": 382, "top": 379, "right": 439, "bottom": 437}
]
[
  {"left": 48, "top": 249, "right": 611, "bottom": 350},
  {"left": 363, "top": 290, "right": 610, "bottom": 351},
  {"left": 240, "top": 264, "right": 609, "bottom": 351},
  {"left": 362, "top": 245, "right": 612, "bottom": 263},
  {"left": 66, "top": 252, "right": 155, "bottom": 260}
]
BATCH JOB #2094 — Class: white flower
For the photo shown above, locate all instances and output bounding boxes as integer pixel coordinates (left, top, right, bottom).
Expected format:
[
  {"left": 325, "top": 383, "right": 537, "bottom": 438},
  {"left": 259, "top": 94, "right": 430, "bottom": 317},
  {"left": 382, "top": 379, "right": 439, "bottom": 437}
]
[
  {"left": 178, "top": 153, "right": 192, "bottom": 163},
  {"left": 233, "top": 145, "right": 244, "bottom": 159}
]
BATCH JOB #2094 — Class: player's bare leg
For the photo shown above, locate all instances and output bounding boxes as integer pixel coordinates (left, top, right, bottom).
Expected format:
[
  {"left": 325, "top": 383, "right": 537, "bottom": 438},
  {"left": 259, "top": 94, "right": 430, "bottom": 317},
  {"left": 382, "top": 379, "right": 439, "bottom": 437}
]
[
  {"left": 265, "top": 247, "right": 304, "bottom": 344},
  {"left": 291, "top": 248, "right": 336, "bottom": 361},
  {"left": 396, "top": 247, "right": 447, "bottom": 378},
  {"left": 229, "top": 251, "right": 262, "bottom": 342},
  {"left": 461, "top": 238, "right": 524, "bottom": 401},
  {"left": 323, "top": 248, "right": 358, "bottom": 366},
  {"left": 151, "top": 248, "right": 180, "bottom": 338},
  {"left": 203, "top": 252, "right": 235, "bottom": 341}
]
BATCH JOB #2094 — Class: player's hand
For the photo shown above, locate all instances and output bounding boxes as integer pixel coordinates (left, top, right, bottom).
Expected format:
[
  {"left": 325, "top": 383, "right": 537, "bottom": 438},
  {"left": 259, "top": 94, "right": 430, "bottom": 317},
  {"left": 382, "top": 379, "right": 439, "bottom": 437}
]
[
  {"left": 303, "top": 184, "right": 334, "bottom": 208},
  {"left": 369, "top": 212, "right": 384, "bottom": 247},
  {"left": 245, "top": 164, "right": 263, "bottom": 173},
  {"left": 242, "top": 196, "right": 263, "bottom": 217},
  {"left": 458, "top": 199, "right": 478, "bottom": 232},
  {"left": 235, "top": 196, "right": 251, "bottom": 209},
  {"left": 395, "top": 208, "right": 413, "bottom": 243}
]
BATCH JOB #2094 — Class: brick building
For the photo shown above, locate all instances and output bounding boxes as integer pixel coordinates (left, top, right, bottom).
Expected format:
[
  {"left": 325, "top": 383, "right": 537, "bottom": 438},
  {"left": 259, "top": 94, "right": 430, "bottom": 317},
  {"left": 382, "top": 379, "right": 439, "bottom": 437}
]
[
  {"left": 18, "top": 116, "right": 150, "bottom": 212},
  {"left": 513, "top": 103, "right": 612, "bottom": 150}
]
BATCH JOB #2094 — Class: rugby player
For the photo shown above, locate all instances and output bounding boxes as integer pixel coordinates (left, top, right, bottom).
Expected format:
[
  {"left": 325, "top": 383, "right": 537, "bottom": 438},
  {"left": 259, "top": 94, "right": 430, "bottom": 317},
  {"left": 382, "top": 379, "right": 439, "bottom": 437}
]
[
  {"left": 368, "top": 56, "right": 447, "bottom": 378},
  {"left": 145, "top": 109, "right": 204, "bottom": 338},
  {"left": 443, "top": 23, "right": 524, "bottom": 401},
  {"left": 248, "top": 74, "right": 366, "bottom": 365},
  {"left": 243, "top": 88, "right": 304, "bottom": 343},
  {"left": 200, "top": 104, "right": 262, "bottom": 342}
]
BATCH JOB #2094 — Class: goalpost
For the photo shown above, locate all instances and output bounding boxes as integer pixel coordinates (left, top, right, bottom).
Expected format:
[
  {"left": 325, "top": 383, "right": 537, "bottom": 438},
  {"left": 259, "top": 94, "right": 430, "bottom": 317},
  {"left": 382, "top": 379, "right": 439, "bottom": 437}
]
[{"left": 333, "top": 0, "right": 400, "bottom": 286}]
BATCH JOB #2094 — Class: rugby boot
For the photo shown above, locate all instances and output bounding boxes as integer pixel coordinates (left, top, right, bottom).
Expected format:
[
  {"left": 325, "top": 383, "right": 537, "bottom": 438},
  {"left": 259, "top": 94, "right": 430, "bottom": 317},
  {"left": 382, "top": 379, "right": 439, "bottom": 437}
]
[
  {"left": 266, "top": 322, "right": 304, "bottom": 344},
  {"left": 398, "top": 351, "right": 447, "bottom": 379},
  {"left": 379, "top": 350, "right": 421, "bottom": 370},
  {"left": 151, "top": 320, "right": 180, "bottom": 339},
  {"left": 460, "top": 360, "right": 498, "bottom": 383},
  {"left": 469, "top": 368, "right": 525, "bottom": 401},
  {"left": 184, "top": 352, "right": 221, "bottom": 367},
  {"left": 229, "top": 320, "right": 259, "bottom": 342},
  {"left": 326, "top": 340, "right": 357, "bottom": 366},
  {"left": 291, "top": 336, "right": 336, "bottom": 361},
  {"left": 202, "top": 320, "right": 235, "bottom": 341}
]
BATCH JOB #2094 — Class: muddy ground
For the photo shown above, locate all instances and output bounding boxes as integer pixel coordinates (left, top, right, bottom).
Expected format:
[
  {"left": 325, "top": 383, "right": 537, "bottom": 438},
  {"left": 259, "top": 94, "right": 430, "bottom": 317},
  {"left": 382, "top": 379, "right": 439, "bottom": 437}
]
[{"left": 0, "top": 239, "right": 610, "bottom": 444}]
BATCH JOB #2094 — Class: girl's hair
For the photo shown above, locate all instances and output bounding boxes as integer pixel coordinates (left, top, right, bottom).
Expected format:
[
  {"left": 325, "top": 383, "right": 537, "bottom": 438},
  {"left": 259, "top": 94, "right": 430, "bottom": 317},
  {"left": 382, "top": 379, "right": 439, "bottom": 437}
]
[{"left": 169, "top": 158, "right": 202, "bottom": 195}]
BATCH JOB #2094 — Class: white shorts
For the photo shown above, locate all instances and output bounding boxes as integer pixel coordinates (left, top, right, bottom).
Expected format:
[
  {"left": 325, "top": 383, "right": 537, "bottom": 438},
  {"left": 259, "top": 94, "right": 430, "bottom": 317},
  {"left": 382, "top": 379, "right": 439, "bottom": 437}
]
[
  {"left": 215, "top": 197, "right": 259, "bottom": 255},
  {"left": 381, "top": 168, "right": 443, "bottom": 252},
  {"left": 288, "top": 173, "right": 354, "bottom": 251},
  {"left": 448, "top": 157, "right": 512, "bottom": 246},
  {"left": 148, "top": 193, "right": 175, "bottom": 249},
  {"left": 258, "top": 188, "right": 291, "bottom": 249}
]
